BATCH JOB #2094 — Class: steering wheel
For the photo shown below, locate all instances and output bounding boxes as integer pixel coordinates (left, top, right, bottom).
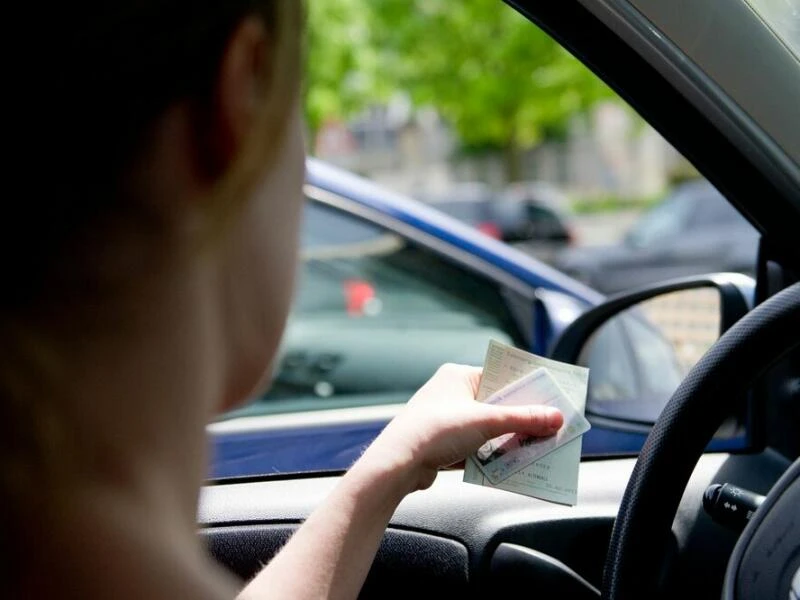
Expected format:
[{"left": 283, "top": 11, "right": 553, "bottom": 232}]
[{"left": 603, "top": 281, "right": 800, "bottom": 599}]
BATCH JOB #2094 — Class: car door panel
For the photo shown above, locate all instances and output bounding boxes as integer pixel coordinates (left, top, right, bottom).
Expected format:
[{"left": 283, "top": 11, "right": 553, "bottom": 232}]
[
  {"left": 210, "top": 407, "right": 660, "bottom": 479},
  {"left": 210, "top": 418, "right": 388, "bottom": 478}
]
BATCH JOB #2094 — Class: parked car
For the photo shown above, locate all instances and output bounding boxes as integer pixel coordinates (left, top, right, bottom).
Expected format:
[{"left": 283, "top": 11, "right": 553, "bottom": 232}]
[
  {"left": 502, "top": 181, "right": 577, "bottom": 263},
  {"left": 555, "top": 179, "right": 759, "bottom": 293},
  {"left": 212, "top": 159, "right": 688, "bottom": 476},
  {"left": 426, "top": 181, "right": 574, "bottom": 253}
]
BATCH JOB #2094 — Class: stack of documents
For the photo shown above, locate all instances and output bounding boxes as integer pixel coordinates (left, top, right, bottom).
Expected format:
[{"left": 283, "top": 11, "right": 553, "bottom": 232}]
[{"left": 463, "top": 340, "right": 590, "bottom": 505}]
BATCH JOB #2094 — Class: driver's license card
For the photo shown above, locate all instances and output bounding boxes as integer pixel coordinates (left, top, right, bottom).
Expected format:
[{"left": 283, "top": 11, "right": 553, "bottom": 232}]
[{"left": 473, "top": 367, "right": 591, "bottom": 485}]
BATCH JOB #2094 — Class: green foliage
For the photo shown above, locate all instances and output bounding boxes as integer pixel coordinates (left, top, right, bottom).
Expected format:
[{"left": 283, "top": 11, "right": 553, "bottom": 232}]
[
  {"left": 369, "top": 0, "right": 614, "bottom": 149},
  {"left": 305, "top": 0, "right": 617, "bottom": 163},
  {"left": 304, "top": 0, "right": 387, "bottom": 136},
  {"left": 571, "top": 194, "right": 662, "bottom": 215}
]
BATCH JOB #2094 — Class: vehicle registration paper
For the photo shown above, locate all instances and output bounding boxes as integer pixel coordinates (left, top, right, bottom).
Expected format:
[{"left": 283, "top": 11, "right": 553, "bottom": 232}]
[
  {"left": 463, "top": 340, "right": 590, "bottom": 505},
  {"left": 473, "top": 366, "right": 590, "bottom": 485}
]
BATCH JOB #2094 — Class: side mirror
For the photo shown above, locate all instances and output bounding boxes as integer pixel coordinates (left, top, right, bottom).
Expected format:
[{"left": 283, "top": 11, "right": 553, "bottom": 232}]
[{"left": 550, "top": 273, "right": 755, "bottom": 425}]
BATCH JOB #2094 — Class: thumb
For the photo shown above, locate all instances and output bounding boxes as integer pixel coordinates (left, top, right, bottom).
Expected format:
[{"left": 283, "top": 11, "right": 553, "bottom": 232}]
[{"left": 475, "top": 404, "right": 564, "bottom": 441}]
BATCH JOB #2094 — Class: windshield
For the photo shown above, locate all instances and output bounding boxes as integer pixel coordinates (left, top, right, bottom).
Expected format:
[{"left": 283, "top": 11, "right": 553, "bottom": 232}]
[{"left": 626, "top": 193, "right": 694, "bottom": 248}]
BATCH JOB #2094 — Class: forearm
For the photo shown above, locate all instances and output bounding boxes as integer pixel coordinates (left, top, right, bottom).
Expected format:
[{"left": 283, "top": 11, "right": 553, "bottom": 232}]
[
  {"left": 237, "top": 447, "right": 419, "bottom": 600},
  {"left": 236, "top": 363, "right": 563, "bottom": 599}
]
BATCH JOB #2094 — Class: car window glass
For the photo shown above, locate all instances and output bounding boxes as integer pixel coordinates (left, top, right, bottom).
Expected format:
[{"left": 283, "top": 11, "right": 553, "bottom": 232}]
[
  {"left": 524, "top": 204, "right": 569, "bottom": 237},
  {"left": 625, "top": 193, "right": 693, "bottom": 248},
  {"left": 429, "top": 199, "right": 492, "bottom": 225},
  {"left": 691, "top": 191, "right": 747, "bottom": 228},
  {"left": 218, "top": 198, "right": 523, "bottom": 421},
  {"left": 209, "top": 2, "right": 764, "bottom": 479},
  {"left": 302, "top": 201, "right": 384, "bottom": 248}
]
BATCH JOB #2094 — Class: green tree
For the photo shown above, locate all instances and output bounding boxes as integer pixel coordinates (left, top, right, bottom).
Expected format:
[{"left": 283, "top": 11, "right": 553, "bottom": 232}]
[
  {"left": 304, "top": 0, "right": 388, "bottom": 145},
  {"left": 368, "top": 0, "right": 615, "bottom": 180},
  {"left": 305, "top": 0, "right": 617, "bottom": 178}
]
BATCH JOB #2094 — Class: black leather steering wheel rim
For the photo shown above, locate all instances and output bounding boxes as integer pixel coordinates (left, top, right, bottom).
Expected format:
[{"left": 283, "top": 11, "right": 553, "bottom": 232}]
[{"left": 603, "top": 281, "right": 800, "bottom": 599}]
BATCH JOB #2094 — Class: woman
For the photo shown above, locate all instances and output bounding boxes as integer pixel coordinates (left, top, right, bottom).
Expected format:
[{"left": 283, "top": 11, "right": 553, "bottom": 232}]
[{"left": 3, "top": 1, "right": 563, "bottom": 597}]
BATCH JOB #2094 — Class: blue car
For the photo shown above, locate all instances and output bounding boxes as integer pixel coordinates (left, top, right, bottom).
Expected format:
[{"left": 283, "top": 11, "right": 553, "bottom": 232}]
[{"left": 209, "top": 159, "right": 704, "bottom": 478}]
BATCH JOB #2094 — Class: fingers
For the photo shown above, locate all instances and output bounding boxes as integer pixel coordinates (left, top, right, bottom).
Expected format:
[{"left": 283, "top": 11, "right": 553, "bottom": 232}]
[
  {"left": 477, "top": 404, "right": 563, "bottom": 441},
  {"left": 428, "top": 363, "right": 483, "bottom": 397},
  {"left": 435, "top": 363, "right": 482, "bottom": 383},
  {"left": 526, "top": 405, "right": 564, "bottom": 432}
]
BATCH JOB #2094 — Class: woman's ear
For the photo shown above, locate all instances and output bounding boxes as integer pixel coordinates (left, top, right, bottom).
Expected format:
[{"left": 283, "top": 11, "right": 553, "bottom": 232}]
[{"left": 205, "top": 16, "right": 270, "bottom": 177}]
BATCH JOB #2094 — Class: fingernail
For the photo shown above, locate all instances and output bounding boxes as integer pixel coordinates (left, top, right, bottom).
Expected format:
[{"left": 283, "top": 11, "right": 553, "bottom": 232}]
[{"left": 543, "top": 407, "right": 564, "bottom": 430}]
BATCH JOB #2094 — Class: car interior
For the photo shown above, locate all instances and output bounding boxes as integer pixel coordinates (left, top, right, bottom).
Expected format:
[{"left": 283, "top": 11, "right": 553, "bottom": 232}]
[{"left": 201, "top": 1, "right": 800, "bottom": 598}]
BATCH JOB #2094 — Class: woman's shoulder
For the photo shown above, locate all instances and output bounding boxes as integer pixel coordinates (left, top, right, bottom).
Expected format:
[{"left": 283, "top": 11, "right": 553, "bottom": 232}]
[{"left": 15, "top": 488, "right": 238, "bottom": 599}]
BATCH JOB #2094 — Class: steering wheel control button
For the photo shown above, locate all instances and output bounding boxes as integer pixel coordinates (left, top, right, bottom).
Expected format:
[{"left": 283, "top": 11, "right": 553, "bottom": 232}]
[{"left": 703, "top": 483, "right": 766, "bottom": 532}]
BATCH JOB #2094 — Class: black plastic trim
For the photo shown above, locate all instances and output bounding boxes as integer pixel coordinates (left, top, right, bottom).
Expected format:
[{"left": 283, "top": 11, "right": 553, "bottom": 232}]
[
  {"left": 550, "top": 273, "right": 752, "bottom": 364},
  {"left": 199, "top": 453, "right": 790, "bottom": 597},
  {"left": 203, "top": 524, "right": 470, "bottom": 597},
  {"left": 489, "top": 543, "right": 600, "bottom": 597}
]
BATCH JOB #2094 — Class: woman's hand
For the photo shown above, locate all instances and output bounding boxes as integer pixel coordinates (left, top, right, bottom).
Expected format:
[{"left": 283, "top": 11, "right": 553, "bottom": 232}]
[
  {"left": 243, "top": 363, "right": 564, "bottom": 600},
  {"left": 360, "top": 363, "right": 564, "bottom": 492}
]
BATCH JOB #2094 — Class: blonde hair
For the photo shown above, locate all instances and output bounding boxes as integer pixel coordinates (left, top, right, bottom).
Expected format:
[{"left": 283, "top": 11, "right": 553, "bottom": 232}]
[{"left": 1, "top": 0, "right": 304, "bottom": 546}]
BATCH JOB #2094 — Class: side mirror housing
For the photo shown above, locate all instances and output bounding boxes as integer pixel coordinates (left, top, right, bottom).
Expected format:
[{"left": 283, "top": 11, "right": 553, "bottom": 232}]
[{"left": 550, "top": 273, "right": 754, "bottom": 425}]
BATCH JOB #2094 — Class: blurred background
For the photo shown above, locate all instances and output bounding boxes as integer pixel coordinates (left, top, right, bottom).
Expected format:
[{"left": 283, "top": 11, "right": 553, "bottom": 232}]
[
  {"left": 215, "top": 0, "right": 764, "bottom": 428},
  {"left": 303, "top": 0, "right": 758, "bottom": 298}
]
